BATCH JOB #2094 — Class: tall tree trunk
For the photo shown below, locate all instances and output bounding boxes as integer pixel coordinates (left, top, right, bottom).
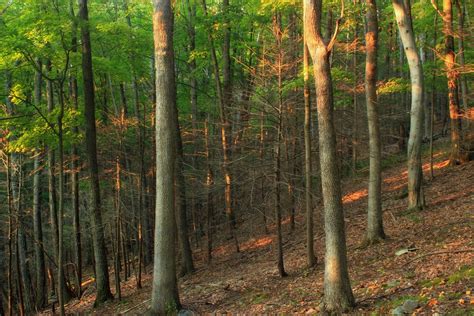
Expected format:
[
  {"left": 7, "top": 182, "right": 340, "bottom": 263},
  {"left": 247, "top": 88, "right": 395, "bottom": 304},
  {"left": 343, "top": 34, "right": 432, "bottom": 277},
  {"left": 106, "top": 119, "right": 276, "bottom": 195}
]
[
  {"left": 33, "top": 62, "right": 47, "bottom": 309},
  {"left": 365, "top": 0, "right": 385, "bottom": 243},
  {"left": 441, "top": 0, "right": 463, "bottom": 164},
  {"left": 78, "top": 0, "right": 113, "bottom": 305},
  {"left": 304, "top": 41, "right": 316, "bottom": 268},
  {"left": 175, "top": 118, "right": 195, "bottom": 276},
  {"left": 150, "top": 0, "right": 181, "bottom": 313},
  {"left": 69, "top": 0, "right": 82, "bottom": 298},
  {"left": 273, "top": 12, "right": 287, "bottom": 278},
  {"left": 204, "top": 118, "right": 215, "bottom": 262},
  {"left": 352, "top": 15, "right": 359, "bottom": 173},
  {"left": 304, "top": 0, "right": 355, "bottom": 312},
  {"left": 7, "top": 155, "right": 14, "bottom": 316},
  {"left": 201, "top": 0, "right": 239, "bottom": 251},
  {"left": 7, "top": 69, "right": 34, "bottom": 313},
  {"left": 393, "top": 0, "right": 425, "bottom": 210},
  {"left": 455, "top": 0, "right": 468, "bottom": 114},
  {"left": 57, "top": 83, "right": 66, "bottom": 316}
]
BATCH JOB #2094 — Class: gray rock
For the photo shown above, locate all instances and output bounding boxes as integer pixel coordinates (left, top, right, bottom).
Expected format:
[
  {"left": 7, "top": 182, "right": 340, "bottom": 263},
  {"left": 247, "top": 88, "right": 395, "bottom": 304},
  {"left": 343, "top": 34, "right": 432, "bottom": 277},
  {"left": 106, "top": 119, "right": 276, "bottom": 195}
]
[
  {"left": 391, "top": 306, "right": 405, "bottom": 316},
  {"left": 402, "top": 299, "right": 419, "bottom": 313},
  {"left": 178, "top": 310, "right": 194, "bottom": 316},
  {"left": 391, "top": 299, "right": 419, "bottom": 315}
]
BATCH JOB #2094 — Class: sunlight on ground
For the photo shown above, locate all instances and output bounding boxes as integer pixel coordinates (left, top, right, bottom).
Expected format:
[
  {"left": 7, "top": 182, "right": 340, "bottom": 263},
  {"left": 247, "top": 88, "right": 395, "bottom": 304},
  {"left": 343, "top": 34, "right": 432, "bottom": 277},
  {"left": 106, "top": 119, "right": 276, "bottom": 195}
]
[
  {"left": 423, "top": 159, "right": 450, "bottom": 171},
  {"left": 241, "top": 236, "right": 273, "bottom": 252},
  {"left": 343, "top": 189, "right": 368, "bottom": 204}
]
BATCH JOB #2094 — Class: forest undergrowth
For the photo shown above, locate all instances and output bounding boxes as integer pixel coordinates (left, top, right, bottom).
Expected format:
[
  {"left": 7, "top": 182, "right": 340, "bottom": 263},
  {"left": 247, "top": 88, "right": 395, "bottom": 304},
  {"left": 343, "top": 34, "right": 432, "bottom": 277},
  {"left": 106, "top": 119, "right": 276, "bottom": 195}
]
[{"left": 51, "top": 140, "right": 474, "bottom": 315}]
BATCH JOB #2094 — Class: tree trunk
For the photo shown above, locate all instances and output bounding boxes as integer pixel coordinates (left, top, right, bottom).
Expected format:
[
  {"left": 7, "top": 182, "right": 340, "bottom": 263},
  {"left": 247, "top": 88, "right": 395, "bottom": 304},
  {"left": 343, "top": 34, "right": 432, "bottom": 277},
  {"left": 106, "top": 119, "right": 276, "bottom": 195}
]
[
  {"left": 392, "top": 0, "right": 425, "bottom": 210},
  {"left": 57, "top": 83, "right": 66, "bottom": 316},
  {"left": 273, "top": 12, "right": 287, "bottom": 278},
  {"left": 365, "top": 0, "right": 385, "bottom": 243},
  {"left": 201, "top": 0, "right": 239, "bottom": 251},
  {"left": 204, "top": 118, "right": 215, "bottom": 263},
  {"left": 442, "top": 0, "right": 463, "bottom": 164},
  {"left": 69, "top": 0, "right": 82, "bottom": 298},
  {"left": 33, "top": 62, "right": 47, "bottom": 309},
  {"left": 7, "top": 155, "right": 14, "bottom": 316},
  {"left": 304, "top": 41, "right": 316, "bottom": 268},
  {"left": 175, "top": 118, "right": 195, "bottom": 276},
  {"left": 455, "top": 0, "right": 468, "bottom": 114},
  {"left": 150, "top": 0, "right": 181, "bottom": 313},
  {"left": 304, "top": 0, "right": 355, "bottom": 312},
  {"left": 78, "top": 0, "right": 113, "bottom": 305}
]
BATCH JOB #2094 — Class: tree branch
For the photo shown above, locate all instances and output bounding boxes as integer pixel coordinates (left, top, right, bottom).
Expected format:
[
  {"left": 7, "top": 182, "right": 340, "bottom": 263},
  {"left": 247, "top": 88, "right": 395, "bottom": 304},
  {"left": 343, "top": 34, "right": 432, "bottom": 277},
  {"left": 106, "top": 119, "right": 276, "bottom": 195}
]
[
  {"left": 430, "top": 0, "right": 448, "bottom": 22},
  {"left": 327, "top": 0, "right": 344, "bottom": 53}
]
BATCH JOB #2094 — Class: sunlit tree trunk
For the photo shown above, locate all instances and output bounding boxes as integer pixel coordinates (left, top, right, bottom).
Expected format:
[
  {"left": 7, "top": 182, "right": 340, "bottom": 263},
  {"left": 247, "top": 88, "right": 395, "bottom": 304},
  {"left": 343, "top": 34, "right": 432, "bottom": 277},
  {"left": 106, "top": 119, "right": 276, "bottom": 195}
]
[
  {"left": 150, "top": 0, "right": 181, "bottom": 313},
  {"left": 365, "top": 0, "right": 385, "bottom": 243},
  {"left": 78, "top": 0, "right": 113, "bottom": 305},
  {"left": 455, "top": 0, "right": 468, "bottom": 113},
  {"left": 393, "top": 0, "right": 425, "bottom": 210},
  {"left": 304, "top": 0, "right": 355, "bottom": 312},
  {"left": 442, "top": 0, "right": 463, "bottom": 164}
]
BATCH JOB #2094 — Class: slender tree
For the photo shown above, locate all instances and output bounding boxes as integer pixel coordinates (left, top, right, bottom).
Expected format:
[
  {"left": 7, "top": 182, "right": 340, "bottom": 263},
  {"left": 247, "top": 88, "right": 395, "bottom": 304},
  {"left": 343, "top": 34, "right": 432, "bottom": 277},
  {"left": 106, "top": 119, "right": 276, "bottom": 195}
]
[
  {"left": 392, "top": 0, "right": 425, "bottom": 211},
  {"left": 78, "top": 0, "right": 113, "bottom": 305},
  {"left": 304, "top": 41, "right": 316, "bottom": 268},
  {"left": 150, "top": 0, "right": 180, "bottom": 313},
  {"left": 32, "top": 62, "right": 47, "bottom": 309},
  {"left": 365, "top": 0, "right": 385, "bottom": 243},
  {"left": 304, "top": 0, "right": 355, "bottom": 312},
  {"left": 69, "top": 0, "right": 82, "bottom": 298},
  {"left": 432, "top": 0, "right": 463, "bottom": 164}
]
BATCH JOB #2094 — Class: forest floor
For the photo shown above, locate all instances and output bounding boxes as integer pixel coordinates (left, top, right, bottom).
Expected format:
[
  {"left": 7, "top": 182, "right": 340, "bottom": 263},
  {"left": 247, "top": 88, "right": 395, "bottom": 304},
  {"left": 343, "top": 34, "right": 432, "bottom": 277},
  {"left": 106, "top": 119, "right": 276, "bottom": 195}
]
[{"left": 57, "top": 140, "right": 473, "bottom": 315}]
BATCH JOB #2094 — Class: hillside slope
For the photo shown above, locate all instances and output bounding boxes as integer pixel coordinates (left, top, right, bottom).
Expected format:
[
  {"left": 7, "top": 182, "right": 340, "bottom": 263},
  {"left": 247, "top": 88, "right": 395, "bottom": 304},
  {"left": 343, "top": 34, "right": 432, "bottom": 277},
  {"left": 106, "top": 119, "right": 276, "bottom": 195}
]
[{"left": 57, "top": 146, "right": 474, "bottom": 315}]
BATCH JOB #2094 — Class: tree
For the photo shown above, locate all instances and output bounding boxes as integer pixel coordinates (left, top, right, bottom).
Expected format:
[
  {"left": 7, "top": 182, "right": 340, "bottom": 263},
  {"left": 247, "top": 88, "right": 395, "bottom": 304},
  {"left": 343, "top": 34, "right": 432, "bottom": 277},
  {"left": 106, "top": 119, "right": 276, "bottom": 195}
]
[
  {"left": 304, "top": 40, "right": 316, "bottom": 268},
  {"left": 304, "top": 0, "right": 355, "bottom": 312},
  {"left": 32, "top": 63, "right": 47, "bottom": 309},
  {"left": 78, "top": 0, "right": 113, "bottom": 305},
  {"left": 431, "top": 0, "right": 464, "bottom": 164},
  {"left": 392, "top": 0, "right": 425, "bottom": 211},
  {"left": 150, "top": 0, "right": 180, "bottom": 313},
  {"left": 364, "top": 0, "right": 385, "bottom": 243}
]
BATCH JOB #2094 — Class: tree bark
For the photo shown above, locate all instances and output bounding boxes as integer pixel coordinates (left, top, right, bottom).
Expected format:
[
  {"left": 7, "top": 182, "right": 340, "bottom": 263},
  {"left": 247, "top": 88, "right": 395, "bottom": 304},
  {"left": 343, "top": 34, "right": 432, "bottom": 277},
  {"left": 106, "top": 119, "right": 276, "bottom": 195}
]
[
  {"left": 304, "top": 41, "right": 316, "bottom": 268},
  {"left": 442, "top": 0, "right": 463, "bottom": 164},
  {"left": 33, "top": 61, "right": 47, "bottom": 309},
  {"left": 150, "top": 0, "right": 181, "bottom": 313},
  {"left": 393, "top": 0, "right": 425, "bottom": 210},
  {"left": 69, "top": 0, "right": 82, "bottom": 298},
  {"left": 304, "top": 0, "right": 355, "bottom": 312},
  {"left": 365, "top": 0, "right": 385, "bottom": 243},
  {"left": 175, "top": 118, "right": 195, "bottom": 276},
  {"left": 273, "top": 12, "right": 287, "bottom": 278},
  {"left": 78, "top": 0, "right": 113, "bottom": 305}
]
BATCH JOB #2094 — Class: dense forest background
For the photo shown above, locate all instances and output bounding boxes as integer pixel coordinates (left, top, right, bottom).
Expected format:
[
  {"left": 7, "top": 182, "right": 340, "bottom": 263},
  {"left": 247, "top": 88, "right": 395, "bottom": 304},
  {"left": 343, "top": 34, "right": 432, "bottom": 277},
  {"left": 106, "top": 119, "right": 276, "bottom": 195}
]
[{"left": 0, "top": 0, "right": 472, "bottom": 314}]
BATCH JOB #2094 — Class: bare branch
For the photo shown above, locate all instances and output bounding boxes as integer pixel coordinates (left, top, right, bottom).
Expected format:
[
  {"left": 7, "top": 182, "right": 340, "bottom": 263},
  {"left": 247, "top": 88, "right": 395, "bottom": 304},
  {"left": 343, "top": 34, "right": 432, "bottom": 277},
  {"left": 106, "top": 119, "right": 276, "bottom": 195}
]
[{"left": 327, "top": 0, "right": 344, "bottom": 53}]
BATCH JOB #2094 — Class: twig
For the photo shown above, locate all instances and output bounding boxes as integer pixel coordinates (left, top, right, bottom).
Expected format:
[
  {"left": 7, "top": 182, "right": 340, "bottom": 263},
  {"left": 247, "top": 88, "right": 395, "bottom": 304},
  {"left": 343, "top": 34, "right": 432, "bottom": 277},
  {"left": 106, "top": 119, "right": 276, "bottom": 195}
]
[{"left": 406, "top": 249, "right": 474, "bottom": 265}]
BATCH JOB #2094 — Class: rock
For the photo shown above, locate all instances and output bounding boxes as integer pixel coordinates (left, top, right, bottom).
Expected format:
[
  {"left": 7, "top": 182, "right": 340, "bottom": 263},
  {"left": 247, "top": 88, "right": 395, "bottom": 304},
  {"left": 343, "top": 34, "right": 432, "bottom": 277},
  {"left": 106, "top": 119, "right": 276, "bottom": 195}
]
[
  {"left": 391, "top": 306, "right": 405, "bottom": 316},
  {"left": 391, "top": 299, "right": 419, "bottom": 315},
  {"left": 178, "top": 309, "right": 194, "bottom": 316},
  {"left": 402, "top": 299, "right": 419, "bottom": 313}
]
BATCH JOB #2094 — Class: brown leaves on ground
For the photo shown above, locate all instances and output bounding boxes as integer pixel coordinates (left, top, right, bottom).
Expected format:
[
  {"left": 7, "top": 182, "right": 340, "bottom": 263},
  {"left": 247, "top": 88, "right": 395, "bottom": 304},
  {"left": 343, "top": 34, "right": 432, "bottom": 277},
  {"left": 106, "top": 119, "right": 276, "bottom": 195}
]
[{"left": 61, "top": 145, "right": 474, "bottom": 315}]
